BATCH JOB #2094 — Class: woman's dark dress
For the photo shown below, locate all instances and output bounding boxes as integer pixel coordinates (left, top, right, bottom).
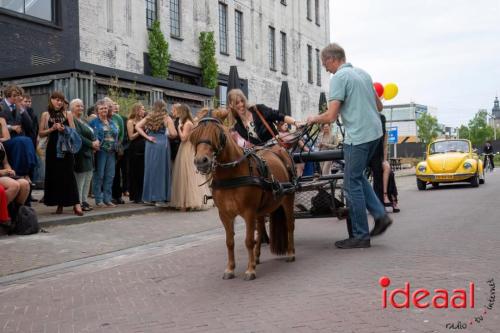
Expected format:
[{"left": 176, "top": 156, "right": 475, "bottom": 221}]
[
  {"left": 128, "top": 126, "right": 145, "bottom": 202},
  {"left": 43, "top": 116, "right": 79, "bottom": 206}
]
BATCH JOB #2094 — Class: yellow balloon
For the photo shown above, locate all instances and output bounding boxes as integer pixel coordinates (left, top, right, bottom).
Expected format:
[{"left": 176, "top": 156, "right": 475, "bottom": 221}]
[{"left": 383, "top": 83, "right": 399, "bottom": 100}]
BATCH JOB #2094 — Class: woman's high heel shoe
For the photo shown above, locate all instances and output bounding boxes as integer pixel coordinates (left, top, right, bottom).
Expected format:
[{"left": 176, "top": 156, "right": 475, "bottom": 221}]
[
  {"left": 55, "top": 206, "right": 63, "bottom": 214},
  {"left": 73, "top": 207, "right": 84, "bottom": 216}
]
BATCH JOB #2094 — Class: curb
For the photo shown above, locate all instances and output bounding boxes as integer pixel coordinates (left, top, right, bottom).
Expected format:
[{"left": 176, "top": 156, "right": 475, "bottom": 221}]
[
  {"left": 39, "top": 206, "right": 162, "bottom": 228},
  {"left": 395, "top": 173, "right": 416, "bottom": 178}
]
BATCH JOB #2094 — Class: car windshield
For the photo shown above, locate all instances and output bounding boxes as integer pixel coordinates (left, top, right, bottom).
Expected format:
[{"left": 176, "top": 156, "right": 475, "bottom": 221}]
[{"left": 429, "top": 141, "right": 469, "bottom": 154}]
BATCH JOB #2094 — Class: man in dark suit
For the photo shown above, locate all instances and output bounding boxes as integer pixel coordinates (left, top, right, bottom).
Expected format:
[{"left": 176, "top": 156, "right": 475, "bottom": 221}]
[
  {"left": 0, "top": 84, "right": 25, "bottom": 136},
  {"left": 0, "top": 84, "right": 36, "bottom": 181},
  {"left": 22, "top": 94, "right": 38, "bottom": 149}
]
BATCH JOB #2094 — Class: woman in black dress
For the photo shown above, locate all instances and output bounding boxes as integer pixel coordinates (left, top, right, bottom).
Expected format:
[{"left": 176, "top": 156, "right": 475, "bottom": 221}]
[
  {"left": 39, "top": 91, "right": 82, "bottom": 215},
  {"left": 126, "top": 103, "right": 146, "bottom": 203}
]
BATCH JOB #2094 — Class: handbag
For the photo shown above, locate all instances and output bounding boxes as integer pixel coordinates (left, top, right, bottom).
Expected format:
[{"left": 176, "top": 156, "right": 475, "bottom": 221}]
[
  {"left": 36, "top": 135, "right": 48, "bottom": 156},
  {"left": 116, "top": 142, "right": 125, "bottom": 156}
]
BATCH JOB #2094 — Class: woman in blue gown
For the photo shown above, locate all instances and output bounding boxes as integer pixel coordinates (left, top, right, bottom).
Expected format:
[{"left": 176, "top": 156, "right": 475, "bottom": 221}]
[{"left": 135, "top": 100, "right": 177, "bottom": 206}]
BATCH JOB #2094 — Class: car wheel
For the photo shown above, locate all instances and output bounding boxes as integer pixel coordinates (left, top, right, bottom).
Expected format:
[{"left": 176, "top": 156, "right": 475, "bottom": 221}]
[
  {"left": 417, "top": 178, "right": 427, "bottom": 191},
  {"left": 431, "top": 182, "right": 439, "bottom": 188},
  {"left": 479, "top": 172, "right": 485, "bottom": 184},
  {"left": 470, "top": 173, "right": 479, "bottom": 187}
]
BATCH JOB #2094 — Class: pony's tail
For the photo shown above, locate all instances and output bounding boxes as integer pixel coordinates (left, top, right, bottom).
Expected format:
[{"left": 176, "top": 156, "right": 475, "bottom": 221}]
[{"left": 269, "top": 205, "right": 288, "bottom": 255}]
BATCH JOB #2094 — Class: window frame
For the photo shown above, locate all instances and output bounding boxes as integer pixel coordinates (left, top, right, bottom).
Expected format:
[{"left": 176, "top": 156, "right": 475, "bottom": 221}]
[
  {"left": 280, "top": 31, "right": 287, "bottom": 75},
  {"left": 315, "top": 0, "right": 320, "bottom": 26},
  {"left": 307, "top": 44, "right": 313, "bottom": 84},
  {"left": 169, "top": 0, "right": 182, "bottom": 38},
  {"left": 315, "top": 48, "right": 321, "bottom": 86},
  {"left": 0, "top": 0, "right": 58, "bottom": 26},
  {"left": 218, "top": 2, "right": 229, "bottom": 55},
  {"left": 235, "top": 9, "right": 244, "bottom": 60},
  {"left": 306, "top": 0, "right": 312, "bottom": 21},
  {"left": 145, "top": 0, "right": 157, "bottom": 30},
  {"left": 269, "top": 26, "right": 276, "bottom": 71}
]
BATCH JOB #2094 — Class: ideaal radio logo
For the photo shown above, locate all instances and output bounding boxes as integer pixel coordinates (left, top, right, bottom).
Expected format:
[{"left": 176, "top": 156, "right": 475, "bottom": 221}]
[{"left": 379, "top": 276, "right": 496, "bottom": 329}]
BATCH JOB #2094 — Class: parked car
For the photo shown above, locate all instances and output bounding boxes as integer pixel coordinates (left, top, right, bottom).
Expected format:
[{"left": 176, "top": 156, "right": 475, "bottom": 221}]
[{"left": 415, "top": 139, "right": 484, "bottom": 190}]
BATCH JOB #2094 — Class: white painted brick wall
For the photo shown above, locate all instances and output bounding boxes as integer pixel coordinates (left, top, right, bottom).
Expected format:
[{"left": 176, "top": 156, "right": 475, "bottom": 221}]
[{"left": 79, "top": 0, "right": 330, "bottom": 120}]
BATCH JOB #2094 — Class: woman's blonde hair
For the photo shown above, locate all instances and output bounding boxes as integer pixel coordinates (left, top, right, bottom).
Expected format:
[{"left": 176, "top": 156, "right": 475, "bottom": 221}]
[
  {"left": 128, "top": 102, "right": 144, "bottom": 120},
  {"left": 227, "top": 89, "right": 251, "bottom": 127},
  {"left": 145, "top": 100, "right": 167, "bottom": 132},
  {"left": 173, "top": 103, "right": 193, "bottom": 124}
]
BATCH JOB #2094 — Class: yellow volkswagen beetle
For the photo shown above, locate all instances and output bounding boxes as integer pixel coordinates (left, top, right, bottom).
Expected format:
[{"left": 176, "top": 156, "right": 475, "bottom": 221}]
[{"left": 416, "top": 139, "right": 484, "bottom": 190}]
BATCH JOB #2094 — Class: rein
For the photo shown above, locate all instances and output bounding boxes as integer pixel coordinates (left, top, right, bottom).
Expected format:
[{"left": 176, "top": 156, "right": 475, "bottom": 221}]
[
  {"left": 252, "top": 106, "right": 287, "bottom": 148},
  {"left": 194, "top": 117, "right": 296, "bottom": 196}
]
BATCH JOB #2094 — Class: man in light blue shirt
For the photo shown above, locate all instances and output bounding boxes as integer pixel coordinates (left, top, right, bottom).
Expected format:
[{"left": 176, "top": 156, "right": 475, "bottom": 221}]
[{"left": 306, "top": 43, "right": 392, "bottom": 249}]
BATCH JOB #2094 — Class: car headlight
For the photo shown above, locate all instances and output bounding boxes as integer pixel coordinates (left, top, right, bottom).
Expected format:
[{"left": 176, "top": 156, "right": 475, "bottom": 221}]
[
  {"left": 418, "top": 165, "right": 426, "bottom": 172},
  {"left": 463, "top": 162, "right": 472, "bottom": 169}
]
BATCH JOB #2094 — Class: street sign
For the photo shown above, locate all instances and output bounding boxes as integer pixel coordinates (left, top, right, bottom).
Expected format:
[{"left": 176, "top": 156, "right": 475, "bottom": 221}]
[{"left": 387, "top": 127, "right": 398, "bottom": 144}]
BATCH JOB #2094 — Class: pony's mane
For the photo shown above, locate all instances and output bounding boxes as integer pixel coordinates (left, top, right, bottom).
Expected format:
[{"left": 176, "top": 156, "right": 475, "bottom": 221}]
[{"left": 189, "top": 120, "right": 238, "bottom": 152}]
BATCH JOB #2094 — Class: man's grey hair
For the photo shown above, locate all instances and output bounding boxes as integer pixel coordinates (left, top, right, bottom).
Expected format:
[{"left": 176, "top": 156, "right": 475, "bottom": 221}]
[{"left": 321, "top": 43, "right": 346, "bottom": 62}]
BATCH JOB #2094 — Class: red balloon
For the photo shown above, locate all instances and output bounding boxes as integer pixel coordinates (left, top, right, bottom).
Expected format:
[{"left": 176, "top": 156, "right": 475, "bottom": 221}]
[{"left": 373, "top": 82, "right": 384, "bottom": 97}]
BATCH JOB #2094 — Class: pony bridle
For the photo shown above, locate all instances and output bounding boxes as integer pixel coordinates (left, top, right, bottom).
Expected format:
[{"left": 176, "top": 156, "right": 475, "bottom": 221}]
[{"left": 195, "top": 117, "right": 227, "bottom": 175}]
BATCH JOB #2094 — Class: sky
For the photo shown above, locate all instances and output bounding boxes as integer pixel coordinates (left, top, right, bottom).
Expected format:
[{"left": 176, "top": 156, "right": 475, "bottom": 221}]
[{"left": 329, "top": 0, "right": 500, "bottom": 127}]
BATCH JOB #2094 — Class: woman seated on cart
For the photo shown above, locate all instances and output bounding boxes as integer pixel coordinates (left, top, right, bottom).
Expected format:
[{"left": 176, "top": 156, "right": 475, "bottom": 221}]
[{"left": 226, "top": 89, "right": 298, "bottom": 148}]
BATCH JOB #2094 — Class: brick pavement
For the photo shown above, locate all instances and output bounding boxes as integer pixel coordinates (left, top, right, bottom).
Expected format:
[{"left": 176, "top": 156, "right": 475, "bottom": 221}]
[{"left": 0, "top": 174, "right": 499, "bottom": 332}]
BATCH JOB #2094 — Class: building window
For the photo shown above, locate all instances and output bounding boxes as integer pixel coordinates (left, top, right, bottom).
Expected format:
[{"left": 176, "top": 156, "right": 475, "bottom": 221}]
[
  {"left": 280, "top": 32, "right": 287, "bottom": 75},
  {"left": 307, "top": 45, "right": 313, "bottom": 84},
  {"left": 107, "top": 0, "right": 114, "bottom": 32},
  {"left": 218, "top": 2, "right": 228, "bottom": 54},
  {"left": 126, "top": 0, "right": 132, "bottom": 36},
  {"left": 0, "top": 0, "right": 54, "bottom": 22},
  {"left": 315, "top": 0, "right": 320, "bottom": 26},
  {"left": 269, "top": 26, "right": 276, "bottom": 71},
  {"left": 280, "top": 0, "right": 287, "bottom": 5},
  {"left": 145, "top": 0, "right": 157, "bottom": 29},
  {"left": 235, "top": 10, "right": 243, "bottom": 60},
  {"left": 316, "top": 48, "right": 321, "bottom": 86},
  {"left": 306, "top": 0, "right": 312, "bottom": 21},
  {"left": 170, "top": 0, "right": 181, "bottom": 38}
]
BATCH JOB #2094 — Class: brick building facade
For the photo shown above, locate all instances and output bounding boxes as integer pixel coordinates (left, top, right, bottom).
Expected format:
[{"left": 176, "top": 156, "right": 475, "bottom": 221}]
[{"left": 1, "top": 0, "right": 330, "bottom": 120}]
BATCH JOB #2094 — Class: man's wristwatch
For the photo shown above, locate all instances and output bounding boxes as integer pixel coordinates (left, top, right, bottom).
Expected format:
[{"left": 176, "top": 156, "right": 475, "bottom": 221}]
[{"left": 7, "top": 125, "right": 12, "bottom": 131}]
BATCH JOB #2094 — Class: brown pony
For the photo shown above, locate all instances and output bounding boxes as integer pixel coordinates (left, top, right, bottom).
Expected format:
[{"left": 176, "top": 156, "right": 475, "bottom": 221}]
[{"left": 190, "top": 117, "right": 296, "bottom": 280}]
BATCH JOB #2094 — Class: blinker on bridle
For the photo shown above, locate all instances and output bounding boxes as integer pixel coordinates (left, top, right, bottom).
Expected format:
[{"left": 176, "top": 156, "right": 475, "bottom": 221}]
[{"left": 195, "top": 117, "right": 227, "bottom": 157}]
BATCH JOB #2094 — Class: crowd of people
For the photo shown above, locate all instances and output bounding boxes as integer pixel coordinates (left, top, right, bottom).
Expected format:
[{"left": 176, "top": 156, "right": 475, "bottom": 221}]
[
  {"left": 0, "top": 85, "right": 214, "bottom": 228},
  {"left": 1, "top": 42, "right": 400, "bottom": 247}
]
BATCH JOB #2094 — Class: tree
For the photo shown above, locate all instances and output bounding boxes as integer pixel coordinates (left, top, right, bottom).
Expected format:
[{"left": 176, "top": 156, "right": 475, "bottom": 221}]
[
  {"left": 467, "top": 110, "right": 493, "bottom": 147},
  {"left": 107, "top": 76, "right": 140, "bottom": 117},
  {"left": 457, "top": 125, "right": 469, "bottom": 140},
  {"left": 199, "top": 32, "right": 218, "bottom": 89},
  {"left": 416, "top": 111, "right": 441, "bottom": 145},
  {"left": 148, "top": 20, "right": 170, "bottom": 79}
]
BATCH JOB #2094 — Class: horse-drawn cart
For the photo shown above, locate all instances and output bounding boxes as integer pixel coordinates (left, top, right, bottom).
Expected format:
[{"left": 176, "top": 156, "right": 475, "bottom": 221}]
[{"left": 292, "top": 145, "right": 348, "bottom": 220}]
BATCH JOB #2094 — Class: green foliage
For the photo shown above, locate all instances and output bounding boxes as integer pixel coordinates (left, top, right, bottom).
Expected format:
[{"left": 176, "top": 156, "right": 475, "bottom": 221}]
[
  {"left": 416, "top": 111, "right": 441, "bottom": 145},
  {"left": 467, "top": 110, "right": 494, "bottom": 147},
  {"left": 199, "top": 31, "right": 218, "bottom": 89},
  {"left": 148, "top": 20, "right": 170, "bottom": 79},
  {"left": 457, "top": 125, "right": 469, "bottom": 140},
  {"left": 107, "top": 77, "right": 140, "bottom": 117}
]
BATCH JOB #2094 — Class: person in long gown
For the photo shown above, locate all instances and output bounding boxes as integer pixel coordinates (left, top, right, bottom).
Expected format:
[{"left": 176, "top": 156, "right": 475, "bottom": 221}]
[
  {"left": 169, "top": 104, "right": 211, "bottom": 211},
  {"left": 38, "top": 91, "right": 82, "bottom": 215},
  {"left": 135, "top": 100, "right": 177, "bottom": 207},
  {"left": 126, "top": 103, "right": 146, "bottom": 203}
]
